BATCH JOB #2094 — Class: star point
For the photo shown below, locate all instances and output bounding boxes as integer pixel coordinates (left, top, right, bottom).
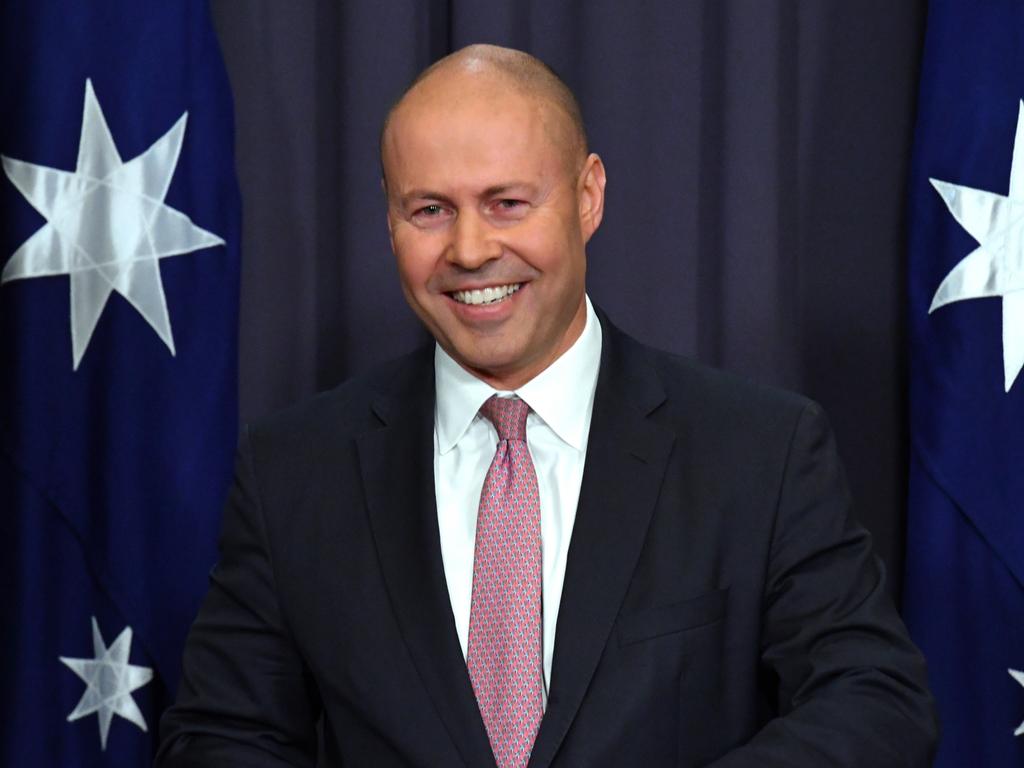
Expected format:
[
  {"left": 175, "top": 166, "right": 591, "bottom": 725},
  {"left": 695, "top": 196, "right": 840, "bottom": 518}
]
[
  {"left": 928, "top": 100, "right": 1024, "bottom": 392},
  {"left": 59, "top": 617, "right": 154, "bottom": 750},
  {"left": 1, "top": 78, "right": 224, "bottom": 369},
  {"left": 1010, "top": 668, "right": 1024, "bottom": 737}
]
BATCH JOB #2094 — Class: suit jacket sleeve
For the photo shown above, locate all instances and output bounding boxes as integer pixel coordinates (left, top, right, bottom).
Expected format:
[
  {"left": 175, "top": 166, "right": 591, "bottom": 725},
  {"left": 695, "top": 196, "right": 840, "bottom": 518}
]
[
  {"left": 706, "top": 402, "right": 937, "bottom": 767},
  {"left": 155, "top": 426, "right": 319, "bottom": 768}
]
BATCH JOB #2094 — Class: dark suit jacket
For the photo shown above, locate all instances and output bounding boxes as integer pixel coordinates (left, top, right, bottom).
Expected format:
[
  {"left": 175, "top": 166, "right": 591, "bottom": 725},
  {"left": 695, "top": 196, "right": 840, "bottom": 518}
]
[{"left": 157, "top": 313, "right": 937, "bottom": 767}]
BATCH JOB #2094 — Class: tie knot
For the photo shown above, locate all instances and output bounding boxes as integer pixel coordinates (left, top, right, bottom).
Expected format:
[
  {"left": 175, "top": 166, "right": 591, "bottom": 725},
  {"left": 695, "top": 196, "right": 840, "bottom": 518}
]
[{"left": 479, "top": 395, "right": 530, "bottom": 442}]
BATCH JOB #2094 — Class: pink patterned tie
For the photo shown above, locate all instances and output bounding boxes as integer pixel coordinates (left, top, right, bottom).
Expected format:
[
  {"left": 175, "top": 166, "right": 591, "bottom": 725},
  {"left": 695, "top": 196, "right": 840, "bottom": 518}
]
[{"left": 466, "top": 395, "right": 543, "bottom": 768}]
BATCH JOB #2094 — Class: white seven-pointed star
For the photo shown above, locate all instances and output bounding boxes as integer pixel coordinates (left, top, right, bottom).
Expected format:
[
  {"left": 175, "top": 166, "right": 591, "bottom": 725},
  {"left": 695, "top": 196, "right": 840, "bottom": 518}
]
[
  {"left": 929, "top": 100, "right": 1024, "bottom": 392},
  {"left": 1, "top": 79, "right": 223, "bottom": 369},
  {"left": 59, "top": 617, "right": 154, "bottom": 750},
  {"left": 1011, "top": 669, "right": 1024, "bottom": 737}
]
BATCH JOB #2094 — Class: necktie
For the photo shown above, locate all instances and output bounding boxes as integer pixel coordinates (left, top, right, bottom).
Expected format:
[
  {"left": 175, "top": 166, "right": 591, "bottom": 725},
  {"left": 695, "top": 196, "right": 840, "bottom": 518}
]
[{"left": 466, "top": 395, "right": 543, "bottom": 768}]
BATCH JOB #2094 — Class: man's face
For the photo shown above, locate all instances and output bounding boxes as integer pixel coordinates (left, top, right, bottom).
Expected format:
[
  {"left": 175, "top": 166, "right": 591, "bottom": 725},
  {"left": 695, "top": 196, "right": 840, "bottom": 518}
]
[{"left": 382, "top": 73, "right": 605, "bottom": 390}]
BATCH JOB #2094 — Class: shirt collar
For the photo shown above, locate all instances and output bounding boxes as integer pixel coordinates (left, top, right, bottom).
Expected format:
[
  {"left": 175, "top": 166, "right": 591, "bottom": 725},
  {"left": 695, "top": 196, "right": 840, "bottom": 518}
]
[{"left": 434, "top": 295, "right": 603, "bottom": 454}]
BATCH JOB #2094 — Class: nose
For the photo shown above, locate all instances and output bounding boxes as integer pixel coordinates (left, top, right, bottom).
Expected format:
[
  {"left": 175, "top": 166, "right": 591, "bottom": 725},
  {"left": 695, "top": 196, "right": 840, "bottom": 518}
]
[{"left": 447, "top": 209, "right": 501, "bottom": 269}]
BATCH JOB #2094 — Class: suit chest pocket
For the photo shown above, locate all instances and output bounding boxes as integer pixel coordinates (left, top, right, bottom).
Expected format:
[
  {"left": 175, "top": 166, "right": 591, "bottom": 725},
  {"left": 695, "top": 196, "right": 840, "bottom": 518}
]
[{"left": 616, "top": 587, "right": 728, "bottom": 647}]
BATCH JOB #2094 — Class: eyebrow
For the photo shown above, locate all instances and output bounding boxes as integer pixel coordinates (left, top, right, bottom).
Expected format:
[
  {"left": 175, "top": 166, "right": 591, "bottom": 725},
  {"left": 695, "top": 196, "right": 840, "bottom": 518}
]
[
  {"left": 400, "top": 190, "right": 454, "bottom": 209},
  {"left": 482, "top": 182, "right": 537, "bottom": 197}
]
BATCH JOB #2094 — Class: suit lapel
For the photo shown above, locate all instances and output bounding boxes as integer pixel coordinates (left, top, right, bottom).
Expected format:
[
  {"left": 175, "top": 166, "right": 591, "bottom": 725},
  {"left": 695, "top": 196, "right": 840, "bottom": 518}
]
[
  {"left": 528, "top": 318, "right": 676, "bottom": 768},
  {"left": 357, "top": 358, "right": 496, "bottom": 768}
]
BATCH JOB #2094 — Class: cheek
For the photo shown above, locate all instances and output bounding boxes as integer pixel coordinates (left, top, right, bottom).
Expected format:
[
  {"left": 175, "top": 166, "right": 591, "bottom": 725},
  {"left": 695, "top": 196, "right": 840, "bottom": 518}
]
[
  {"left": 517, "top": 208, "right": 583, "bottom": 270},
  {"left": 518, "top": 240, "right": 585, "bottom": 295},
  {"left": 394, "top": 234, "right": 442, "bottom": 293}
]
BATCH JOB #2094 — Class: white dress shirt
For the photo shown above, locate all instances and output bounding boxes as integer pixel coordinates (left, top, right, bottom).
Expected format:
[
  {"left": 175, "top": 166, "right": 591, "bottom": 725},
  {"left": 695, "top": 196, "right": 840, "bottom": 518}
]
[{"left": 433, "top": 295, "right": 602, "bottom": 695}]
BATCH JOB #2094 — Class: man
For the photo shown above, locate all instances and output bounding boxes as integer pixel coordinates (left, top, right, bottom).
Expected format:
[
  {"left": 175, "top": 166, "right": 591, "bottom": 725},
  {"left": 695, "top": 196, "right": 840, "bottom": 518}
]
[{"left": 157, "top": 45, "right": 937, "bottom": 767}]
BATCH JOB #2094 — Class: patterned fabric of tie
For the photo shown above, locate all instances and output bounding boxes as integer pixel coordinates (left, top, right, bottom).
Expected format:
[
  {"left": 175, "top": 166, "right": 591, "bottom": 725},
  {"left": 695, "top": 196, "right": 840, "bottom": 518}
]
[{"left": 467, "top": 394, "right": 543, "bottom": 768}]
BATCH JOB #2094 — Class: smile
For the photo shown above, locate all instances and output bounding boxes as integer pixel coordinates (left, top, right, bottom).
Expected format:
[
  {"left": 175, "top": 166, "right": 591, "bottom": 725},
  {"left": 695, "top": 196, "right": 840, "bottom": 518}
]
[{"left": 450, "top": 283, "right": 522, "bottom": 306}]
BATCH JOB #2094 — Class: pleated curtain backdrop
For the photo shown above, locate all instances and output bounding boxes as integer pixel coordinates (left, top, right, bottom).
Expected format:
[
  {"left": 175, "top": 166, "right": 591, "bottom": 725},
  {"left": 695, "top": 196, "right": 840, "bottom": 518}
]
[{"left": 210, "top": 0, "right": 926, "bottom": 595}]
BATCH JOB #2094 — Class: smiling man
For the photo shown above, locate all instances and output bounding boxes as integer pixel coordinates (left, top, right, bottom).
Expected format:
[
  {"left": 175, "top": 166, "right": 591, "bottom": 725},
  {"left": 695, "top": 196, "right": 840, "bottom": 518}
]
[
  {"left": 381, "top": 54, "right": 600, "bottom": 392},
  {"left": 157, "top": 45, "right": 937, "bottom": 767}
]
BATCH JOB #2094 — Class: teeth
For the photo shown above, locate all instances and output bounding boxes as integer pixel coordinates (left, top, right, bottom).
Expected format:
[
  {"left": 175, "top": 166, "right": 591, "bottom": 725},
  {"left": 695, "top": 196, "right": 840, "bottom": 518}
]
[{"left": 452, "top": 283, "right": 521, "bottom": 306}]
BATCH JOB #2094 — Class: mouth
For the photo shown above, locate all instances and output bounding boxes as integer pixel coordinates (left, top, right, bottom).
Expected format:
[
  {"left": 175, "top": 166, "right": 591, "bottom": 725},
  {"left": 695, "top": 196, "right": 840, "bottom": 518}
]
[{"left": 449, "top": 283, "right": 522, "bottom": 306}]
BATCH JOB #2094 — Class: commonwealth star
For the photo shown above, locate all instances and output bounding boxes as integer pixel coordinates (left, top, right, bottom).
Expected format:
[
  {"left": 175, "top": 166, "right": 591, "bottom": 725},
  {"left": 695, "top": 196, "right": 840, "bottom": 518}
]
[
  {"left": 59, "top": 617, "right": 154, "bottom": 750},
  {"left": 1, "top": 79, "right": 223, "bottom": 369},
  {"left": 929, "top": 100, "right": 1024, "bottom": 392}
]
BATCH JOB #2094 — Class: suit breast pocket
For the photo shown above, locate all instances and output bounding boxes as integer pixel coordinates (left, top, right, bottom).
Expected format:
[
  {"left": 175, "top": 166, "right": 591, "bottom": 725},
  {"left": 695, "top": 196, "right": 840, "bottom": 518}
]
[{"left": 616, "top": 587, "right": 728, "bottom": 648}]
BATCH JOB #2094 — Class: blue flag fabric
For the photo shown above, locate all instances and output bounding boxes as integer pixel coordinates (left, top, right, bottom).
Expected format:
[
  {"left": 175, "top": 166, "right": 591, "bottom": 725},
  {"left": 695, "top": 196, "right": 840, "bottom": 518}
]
[
  {"left": 903, "top": 1, "right": 1024, "bottom": 765},
  {"left": 0, "top": 2, "right": 239, "bottom": 764}
]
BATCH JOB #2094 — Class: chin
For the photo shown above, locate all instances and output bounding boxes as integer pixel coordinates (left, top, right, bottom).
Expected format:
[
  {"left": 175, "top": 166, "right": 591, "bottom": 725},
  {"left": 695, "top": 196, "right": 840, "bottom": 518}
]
[
  {"left": 462, "top": 354, "right": 519, "bottom": 378},
  {"left": 446, "top": 345, "right": 524, "bottom": 381}
]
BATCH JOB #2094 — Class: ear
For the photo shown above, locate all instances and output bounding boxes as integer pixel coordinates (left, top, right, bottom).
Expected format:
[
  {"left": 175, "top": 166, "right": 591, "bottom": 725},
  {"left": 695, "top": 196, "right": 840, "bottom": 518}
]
[
  {"left": 577, "top": 153, "right": 606, "bottom": 243},
  {"left": 382, "top": 177, "right": 398, "bottom": 251}
]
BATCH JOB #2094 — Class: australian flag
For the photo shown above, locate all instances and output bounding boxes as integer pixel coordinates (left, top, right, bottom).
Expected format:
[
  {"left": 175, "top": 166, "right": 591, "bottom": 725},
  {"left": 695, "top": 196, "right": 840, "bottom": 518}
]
[
  {"left": 0, "top": 1, "right": 239, "bottom": 764},
  {"left": 903, "top": 0, "right": 1024, "bottom": 764}
]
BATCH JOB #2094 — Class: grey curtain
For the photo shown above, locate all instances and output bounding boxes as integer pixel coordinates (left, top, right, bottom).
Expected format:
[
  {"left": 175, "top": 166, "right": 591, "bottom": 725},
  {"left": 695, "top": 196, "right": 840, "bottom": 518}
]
[{"left": 210, "top": 0, "right": 926, "bottom": 595}]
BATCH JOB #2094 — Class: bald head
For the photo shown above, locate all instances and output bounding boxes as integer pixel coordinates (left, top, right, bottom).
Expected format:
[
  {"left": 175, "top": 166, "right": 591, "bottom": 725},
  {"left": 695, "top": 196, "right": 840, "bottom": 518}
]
[
  {"left": 381, "top": 45, "right": 588, "bottom": 182},
  {"left": 379, "top": 43, "right": 607, "bottom": 390}
]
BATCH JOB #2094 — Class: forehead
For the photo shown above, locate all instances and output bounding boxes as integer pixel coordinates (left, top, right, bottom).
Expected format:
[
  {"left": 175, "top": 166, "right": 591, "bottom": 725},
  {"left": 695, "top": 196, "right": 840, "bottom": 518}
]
[{"left": 384, "top": 75, "right": 569, "bottom": 193}]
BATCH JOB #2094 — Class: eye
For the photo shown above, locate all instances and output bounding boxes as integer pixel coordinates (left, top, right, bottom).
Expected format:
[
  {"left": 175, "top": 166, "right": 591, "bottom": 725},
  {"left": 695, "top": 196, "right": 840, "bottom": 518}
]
[
  {"left": 491, "top": 199, "right": 528, "bottom": 219},
  {"left": 409, "top": 203, "right": 452, "bottom": 226}
]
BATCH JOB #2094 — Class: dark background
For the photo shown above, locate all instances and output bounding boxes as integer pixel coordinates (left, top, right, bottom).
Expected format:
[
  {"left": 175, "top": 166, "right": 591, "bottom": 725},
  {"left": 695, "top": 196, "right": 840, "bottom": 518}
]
[{"left": 209, "top": 0, "right": 927, "bottom": 597}]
